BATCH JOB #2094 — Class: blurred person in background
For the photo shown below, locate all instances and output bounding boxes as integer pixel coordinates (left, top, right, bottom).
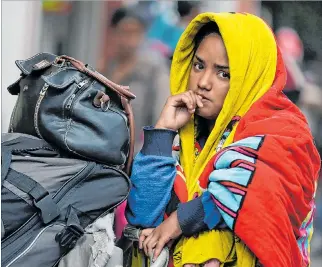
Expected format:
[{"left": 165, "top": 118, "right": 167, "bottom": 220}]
[
  {"left": 103, "top": 6, "right": 170, "bottom": 240},
  {"left": 146, "top": 1, "right": 201, "bottom": 63},
  {"left": 104, "top": 7, "right": 170, "bottom": 154}
]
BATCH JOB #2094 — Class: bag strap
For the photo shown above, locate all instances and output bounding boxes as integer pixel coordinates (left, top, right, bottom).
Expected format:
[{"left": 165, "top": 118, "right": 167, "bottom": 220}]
[
  {"left": 56, "top": 55, "right": 136, "bottom": 100},
  {"left": 6, "top": 168, "right": 60, "bottom": 224},
  {"left": 121, "top": 97, "right": 135, "bottom": 175},
  {"left": 2, "top": 135, "right": 51, "bottom": 151},
  {"left": 1, "top": 136, "right": 51, "bottom": 185},
  {"left": 56, "top": 55, "right": 136, "bottom": 175},
  {"left": 1, "top": 147, "right": 12, "bottom": 185}
]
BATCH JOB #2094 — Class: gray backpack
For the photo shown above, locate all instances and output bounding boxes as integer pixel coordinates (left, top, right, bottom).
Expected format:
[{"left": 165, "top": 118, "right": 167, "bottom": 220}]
[{"left": 1, "top": 133, "right": 130, "bottom": 267}]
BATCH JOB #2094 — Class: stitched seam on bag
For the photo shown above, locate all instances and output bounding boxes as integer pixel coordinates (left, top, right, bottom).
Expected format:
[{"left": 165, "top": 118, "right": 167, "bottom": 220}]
[
  {"left": 16, "top": 52, "right": 44, "bottom": 73},
  {"left": 64, "top": 119, "right": 87, "bottom": 158},
  {"left": 41, "top": 67, "right": 79, "bottom": 89},
  {"left": 12, "top": 146, "right": 54, "bottom": 153},
  {"left": 44, "top": 67, "right": 74, "bottom": 79},
  {"left": 63, "top": 79, "right": 96, "bottom": 157},
  {"left": 64, "top": 118, "right": 73, "bottom": 153},
  {"left": 16, "top": 52, "right": 57, "bottom": 74},
  {"left": 42, "top": 71, "right": 76, "bottom": 88},
  {"left": 63, "top": 84, "right": 126, "bottom": 164},
  {"left": 64, "top": 119, "right": 117, "bottom": 163},
  {"left": 63, "top": 78, "right": 94, "bottom": 121},
  {"left": 63, "top": 83, "right": 78, "bottom": 120}
]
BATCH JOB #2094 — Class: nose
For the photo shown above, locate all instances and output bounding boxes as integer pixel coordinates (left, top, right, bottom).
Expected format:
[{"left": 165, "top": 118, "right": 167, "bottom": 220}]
[{"left": 197, "top": 71, "right": 212, "bottom": 91}]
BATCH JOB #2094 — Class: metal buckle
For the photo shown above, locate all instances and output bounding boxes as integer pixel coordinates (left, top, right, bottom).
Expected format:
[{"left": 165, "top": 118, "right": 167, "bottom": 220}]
[
  {"left": 54, "top": 57, "right": 66, "bottom": 67},
  {"left": 100, "top": 98, "right": 110, "bottom": 111},
  {"left": 55, "top": 224, "right": 84, "bottom": 252},
  {"left": 123, "top": 224, "right": 141, "bottom": 241}
]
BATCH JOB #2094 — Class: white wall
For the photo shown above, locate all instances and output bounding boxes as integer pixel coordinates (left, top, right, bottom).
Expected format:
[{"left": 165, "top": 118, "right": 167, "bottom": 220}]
[{"left": 2, "top": 1, "right": 43, "bottom": 131}]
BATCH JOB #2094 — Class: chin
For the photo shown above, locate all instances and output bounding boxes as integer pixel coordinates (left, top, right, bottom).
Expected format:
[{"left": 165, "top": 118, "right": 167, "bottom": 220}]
[{"left": 195, "top": 109, "right": 217, "bottom": 120}]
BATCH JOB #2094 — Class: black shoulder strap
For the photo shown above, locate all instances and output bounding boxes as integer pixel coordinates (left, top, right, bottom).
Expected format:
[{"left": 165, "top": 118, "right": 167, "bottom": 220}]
[
  {"left": 1, "top": 147, "right": 12, "bottom": 182},
  {"left": 1, "top": 135, "right": 60, "bottom": 224},
  {"left": 6, "top": 168, "right": 60, "bottom": 224},
  {"left": 2, "top": 135, "right": 50, "bottom": 151},
  {"left": 1, "top": 135, "right": 51, "bottom": 184}
]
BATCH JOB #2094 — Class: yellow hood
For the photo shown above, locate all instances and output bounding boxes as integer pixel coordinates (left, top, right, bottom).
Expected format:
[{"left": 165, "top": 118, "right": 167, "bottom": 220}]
[{"left": 170, "top": 12, "right": 278, "bottom": 196}]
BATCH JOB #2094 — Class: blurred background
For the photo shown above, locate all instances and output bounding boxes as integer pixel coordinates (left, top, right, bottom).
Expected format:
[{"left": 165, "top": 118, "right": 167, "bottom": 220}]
[{"left": 2, "top": 1, "right": 322, "bottom": 265}]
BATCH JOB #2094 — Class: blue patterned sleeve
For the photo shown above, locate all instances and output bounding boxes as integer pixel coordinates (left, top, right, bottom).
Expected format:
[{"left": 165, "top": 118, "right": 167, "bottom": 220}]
[{"left": 125, "top": 127, "right": 177, "bottom": 227}]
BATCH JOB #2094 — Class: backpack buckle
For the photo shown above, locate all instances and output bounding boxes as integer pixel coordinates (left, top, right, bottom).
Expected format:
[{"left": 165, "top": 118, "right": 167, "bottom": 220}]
[
  {"left": 33, "top": 194, "right": 60, "bottom": 224},
  {"left": 55, "top": 224, "right": 84, "bottom": 252}
]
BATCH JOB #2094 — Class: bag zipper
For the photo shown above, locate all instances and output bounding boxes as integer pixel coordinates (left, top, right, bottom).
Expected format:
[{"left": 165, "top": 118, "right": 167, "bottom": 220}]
[
  {"left": 2, "top": 163, "right": 130, "bottom": 266},
  {"left": 2, "top": 162, "right": 95, "bottom": 266},
  {"left": 34, "top": 83, "right": 49, "bottom": 139},
  {"left": 53, "top": 161, "right": 95, "bottom": 200},
  {"left": 6, "top": 223, "right": 65, "bottom": 267},
  {"left": 1, "top": 162, "right": 94, "bottom": 246},
  {"left": 77, "top": 79, "right": 88, "bottom": 89},
  {"left": 65, "top": 79, "right": 90, "bottom": 114}
]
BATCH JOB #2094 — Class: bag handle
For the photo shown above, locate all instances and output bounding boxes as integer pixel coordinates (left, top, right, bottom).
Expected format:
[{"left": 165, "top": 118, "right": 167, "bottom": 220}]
[
  {"left": 57, "top": 55, "right": 135, "bottom": 175},
  {"left": 56, "top": 55, "right": 136, "bottom": 100},
  {"left": 121, "top": 97, "right": 135, "bottom": 175}
]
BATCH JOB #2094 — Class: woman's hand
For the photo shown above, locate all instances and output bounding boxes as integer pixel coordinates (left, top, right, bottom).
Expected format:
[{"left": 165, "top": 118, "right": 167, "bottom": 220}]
[
  {"left": 141, "top": 211, "right": 182, "bottom": 262},
  {"left": 155, "top": 91, "right": 203, "bottom": 131}
]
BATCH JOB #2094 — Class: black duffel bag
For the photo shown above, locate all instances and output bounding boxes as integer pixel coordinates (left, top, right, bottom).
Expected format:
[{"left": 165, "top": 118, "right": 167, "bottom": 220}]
[
  {"left": 7, "top": 53, "right": 136, "bottom": 173},
  {"left": 1, "top": 132, "right": 130, "bottom": 267}
]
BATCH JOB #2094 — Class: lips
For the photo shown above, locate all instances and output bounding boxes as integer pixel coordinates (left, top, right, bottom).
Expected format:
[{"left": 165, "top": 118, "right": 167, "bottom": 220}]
[{"left": 197, "top": 94, "right": 211, "bottom": 102}]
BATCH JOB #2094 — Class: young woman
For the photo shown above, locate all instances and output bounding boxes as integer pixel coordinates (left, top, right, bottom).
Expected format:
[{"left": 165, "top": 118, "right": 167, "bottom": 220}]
[{"left": 126, "top": 12, "right": 321, "bottom": 267}]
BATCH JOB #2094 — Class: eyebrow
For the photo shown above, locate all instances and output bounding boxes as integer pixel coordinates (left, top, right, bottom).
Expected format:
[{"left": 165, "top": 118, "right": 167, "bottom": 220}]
[{"left": 195, "top": 54, "right": 229, "bottom": 70}]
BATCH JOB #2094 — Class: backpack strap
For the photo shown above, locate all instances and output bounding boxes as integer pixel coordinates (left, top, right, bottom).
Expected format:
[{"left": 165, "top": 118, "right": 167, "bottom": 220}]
[
  {"left": 1, "top": 147, "right": 12, "bottom": 184},
  {"left": 6, "top": 168, "right": 60, "bottom": 224},
  {"left": 2, "top": 135, "right": 50, "bottom": 151},
  {"left": 2, "top": 135, "right": 60, "bottom": 224},
  {"left": 1, "top": 135, "right": 52, "bottom": 185}
]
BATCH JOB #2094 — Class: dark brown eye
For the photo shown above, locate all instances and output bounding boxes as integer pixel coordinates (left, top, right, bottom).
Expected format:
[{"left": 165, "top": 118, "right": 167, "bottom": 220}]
[
  {"left": 193, "top": 62, "right": 204, "bottom": 71},
  {"left": 218, "top": 71, "right": 230, "bottom": 79}
]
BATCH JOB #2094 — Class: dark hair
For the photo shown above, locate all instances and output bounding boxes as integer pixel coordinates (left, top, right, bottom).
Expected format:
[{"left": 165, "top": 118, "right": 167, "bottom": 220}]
[
  {"left": 194, "top": 22, "right": 221, "bottom": 51},
  {"left": 110, "top": 7, "right": 145, "bottom": 28},
  {"left": 177, "top": 1, "right": 200, "bottom": 18}
]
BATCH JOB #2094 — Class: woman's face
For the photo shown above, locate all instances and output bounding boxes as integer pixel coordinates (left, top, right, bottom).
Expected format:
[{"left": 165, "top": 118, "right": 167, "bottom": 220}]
[
  {"left": 188, "top": 33, "right": 230, "bottom": 120},
  {"left": 114, "top": 18, "right": 144, "bottom": 58}
]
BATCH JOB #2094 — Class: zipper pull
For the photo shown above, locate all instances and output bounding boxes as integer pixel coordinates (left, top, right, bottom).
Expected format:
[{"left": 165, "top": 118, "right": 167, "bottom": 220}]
[
  {"left": 40, "top": 83, "right": 49, "bottom": 96},
  {"left": 66, "top": 94, "right": 76, "bottom": 110},
  {"left": 77, "top": 79, "right": 88, "bottom": 88}
]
